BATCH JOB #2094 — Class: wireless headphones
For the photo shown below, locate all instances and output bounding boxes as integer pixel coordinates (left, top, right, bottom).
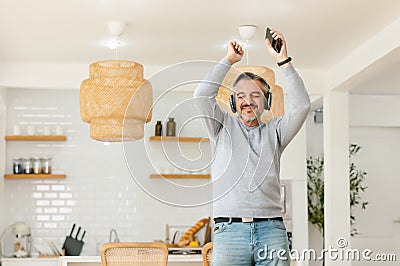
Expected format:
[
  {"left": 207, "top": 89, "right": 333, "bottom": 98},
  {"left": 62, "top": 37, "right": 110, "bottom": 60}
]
[{"left": 229, "top": 72, "right": 272, "bottom": 113}]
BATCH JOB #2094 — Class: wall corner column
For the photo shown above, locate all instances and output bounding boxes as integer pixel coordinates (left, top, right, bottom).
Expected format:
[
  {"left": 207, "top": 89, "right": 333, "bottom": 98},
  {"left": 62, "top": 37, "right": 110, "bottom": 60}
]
[{"left": 323, "top": 90, "right": 351, "bottom": 266}]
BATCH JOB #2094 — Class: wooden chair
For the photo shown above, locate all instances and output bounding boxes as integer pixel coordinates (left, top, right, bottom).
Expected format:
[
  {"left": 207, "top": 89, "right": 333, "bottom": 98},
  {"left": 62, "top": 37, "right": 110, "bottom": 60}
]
[
  {"left": 101, "top": 242, "right": 168, "bottom": 266},
  {"left": 202, "top": 242, "right": 213, "bottom": 266}
]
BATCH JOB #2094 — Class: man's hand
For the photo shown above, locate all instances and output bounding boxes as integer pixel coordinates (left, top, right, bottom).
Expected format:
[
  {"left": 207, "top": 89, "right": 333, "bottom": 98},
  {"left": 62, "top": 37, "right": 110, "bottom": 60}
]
[
  {"left": 265, "top": 29, "right": 290, "bottom": 66},
  {"left": 225, "top": 40, "right": 244, "bottom": 65}
]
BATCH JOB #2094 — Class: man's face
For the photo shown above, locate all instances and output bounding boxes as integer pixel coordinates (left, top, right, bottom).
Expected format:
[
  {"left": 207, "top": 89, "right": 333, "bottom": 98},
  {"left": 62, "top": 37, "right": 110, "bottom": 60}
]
[{"left": 235, "top": 79, "right": 265, "bottom": 124}]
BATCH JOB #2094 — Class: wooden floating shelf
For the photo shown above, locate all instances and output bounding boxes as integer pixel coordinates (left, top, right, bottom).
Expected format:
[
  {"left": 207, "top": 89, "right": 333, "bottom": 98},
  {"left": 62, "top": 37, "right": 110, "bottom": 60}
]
[
  {"left": 150, "top": 174, "right": 210, "bottom": 179},
  {"left": 4, "top": 174, "right": 66, "bottom": 179},
  {"left": 5, "top": 135, "right": 67, "bottom": 141},
  {"left": 149, "top": 136, "right": 209, "bottom": 142}
]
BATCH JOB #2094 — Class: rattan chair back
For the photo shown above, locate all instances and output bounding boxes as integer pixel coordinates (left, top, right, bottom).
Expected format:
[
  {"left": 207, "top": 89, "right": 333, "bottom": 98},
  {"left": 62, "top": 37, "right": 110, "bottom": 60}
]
[
  {"left": 202, "top": 242, "right": 213, "bottom": 266},
  {"left": 101, "top": 242, "right": 168, "bottom": 266}
]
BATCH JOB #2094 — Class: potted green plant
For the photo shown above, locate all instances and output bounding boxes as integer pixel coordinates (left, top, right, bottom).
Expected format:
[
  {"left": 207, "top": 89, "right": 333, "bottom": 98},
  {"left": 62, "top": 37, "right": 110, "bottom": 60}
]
[{"left": 307, "top": 143, "right": 368, "bottom": 237}]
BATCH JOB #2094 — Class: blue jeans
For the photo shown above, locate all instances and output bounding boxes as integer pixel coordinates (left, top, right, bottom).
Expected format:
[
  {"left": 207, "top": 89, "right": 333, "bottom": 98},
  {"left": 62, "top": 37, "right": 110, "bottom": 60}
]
[{"left": 213, "top": 219, "right": 290, "bottom": 266}]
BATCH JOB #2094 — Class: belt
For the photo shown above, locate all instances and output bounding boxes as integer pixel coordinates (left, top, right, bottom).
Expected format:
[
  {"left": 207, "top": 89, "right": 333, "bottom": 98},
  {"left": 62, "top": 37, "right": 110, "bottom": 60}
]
[{"left": 214, "top": 217, "right": 283, "bottom": 223}]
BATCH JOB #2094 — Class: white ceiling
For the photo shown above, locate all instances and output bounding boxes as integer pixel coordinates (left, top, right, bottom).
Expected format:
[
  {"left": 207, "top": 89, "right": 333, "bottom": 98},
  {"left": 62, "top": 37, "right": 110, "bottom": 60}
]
[{"left": 1, "top": 0, "right": 400, "bottom": 94}]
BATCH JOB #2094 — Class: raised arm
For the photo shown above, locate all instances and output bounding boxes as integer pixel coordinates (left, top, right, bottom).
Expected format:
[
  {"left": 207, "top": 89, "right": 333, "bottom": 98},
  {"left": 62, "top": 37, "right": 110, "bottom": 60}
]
[
  {"left": 193, "top": 41, "right": 244, "bottom": 139},
  {"left": 266, "top": 29, "right": 311, "bottom": 149}
]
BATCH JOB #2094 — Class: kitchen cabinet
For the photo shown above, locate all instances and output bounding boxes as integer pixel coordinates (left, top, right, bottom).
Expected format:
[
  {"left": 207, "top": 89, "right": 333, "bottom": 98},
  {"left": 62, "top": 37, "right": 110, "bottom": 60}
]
[
  {"left": 3, "top": 135, "right": 67, "bottom": 179},
  {"left": 149, "top": 136, "right": 210, "bottom": 179}
]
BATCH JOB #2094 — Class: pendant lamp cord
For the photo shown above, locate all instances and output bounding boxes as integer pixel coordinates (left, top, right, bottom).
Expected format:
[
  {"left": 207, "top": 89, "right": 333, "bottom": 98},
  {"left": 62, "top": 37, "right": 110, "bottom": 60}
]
[
  {"left": 246, "top": 40, "right": 249, "bottom": 65},
  {"left": 115, "top": 46, "right": 119, "bottom": 60}
]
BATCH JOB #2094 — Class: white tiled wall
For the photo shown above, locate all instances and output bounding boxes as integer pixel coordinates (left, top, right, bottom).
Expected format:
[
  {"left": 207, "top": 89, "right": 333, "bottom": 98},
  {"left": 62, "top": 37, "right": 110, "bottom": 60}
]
[{"left": 2, "top": 88, "right": 212, "bottom": 255}]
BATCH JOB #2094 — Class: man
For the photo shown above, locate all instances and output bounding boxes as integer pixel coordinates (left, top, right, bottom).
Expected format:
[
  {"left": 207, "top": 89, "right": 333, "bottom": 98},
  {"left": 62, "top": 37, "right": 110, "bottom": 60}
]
[{"left": 193, "top": 29, "right": 310, "bottom": 265}]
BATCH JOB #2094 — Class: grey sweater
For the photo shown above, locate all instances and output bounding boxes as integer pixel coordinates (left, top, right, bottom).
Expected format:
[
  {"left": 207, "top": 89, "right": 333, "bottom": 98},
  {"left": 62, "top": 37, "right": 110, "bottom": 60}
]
[{"left": 193, "top": 58, "right": 311, "bottom": 218}]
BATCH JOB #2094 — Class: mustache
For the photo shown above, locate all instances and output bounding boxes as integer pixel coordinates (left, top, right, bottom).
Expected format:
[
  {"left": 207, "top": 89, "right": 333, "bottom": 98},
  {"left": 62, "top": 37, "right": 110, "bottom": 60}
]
[{"left": 241, "top": 104, "right": 257, "bottom": 109}]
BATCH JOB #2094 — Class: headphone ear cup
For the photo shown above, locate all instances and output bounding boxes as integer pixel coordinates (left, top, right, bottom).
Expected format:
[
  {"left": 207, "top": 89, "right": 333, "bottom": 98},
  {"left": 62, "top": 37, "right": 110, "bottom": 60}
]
[
  {"left": 229, "top": 94, "right": 237, "bottom": 113},
  {"left": 264, "top": 91, "right": 272, "bottom": 110}
]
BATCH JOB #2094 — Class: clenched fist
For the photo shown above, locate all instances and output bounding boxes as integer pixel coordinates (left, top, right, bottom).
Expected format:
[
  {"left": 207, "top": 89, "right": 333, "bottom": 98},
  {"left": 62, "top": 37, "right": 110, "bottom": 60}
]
[{"left": 225, "top": 40, "right": 244, "bottom": 65}]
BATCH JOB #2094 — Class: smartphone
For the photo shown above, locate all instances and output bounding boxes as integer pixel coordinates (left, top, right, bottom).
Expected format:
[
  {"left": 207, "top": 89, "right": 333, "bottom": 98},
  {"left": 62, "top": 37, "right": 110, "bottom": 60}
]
[{"left": 265, "top": 27, "right": 282, "bottom": 53}]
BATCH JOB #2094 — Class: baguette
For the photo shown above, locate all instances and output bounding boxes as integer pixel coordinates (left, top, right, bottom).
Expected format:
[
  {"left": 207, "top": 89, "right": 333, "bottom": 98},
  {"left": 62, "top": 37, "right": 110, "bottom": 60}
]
[{"left": 177, "top": 217, "right": 209, "bottom": 247}]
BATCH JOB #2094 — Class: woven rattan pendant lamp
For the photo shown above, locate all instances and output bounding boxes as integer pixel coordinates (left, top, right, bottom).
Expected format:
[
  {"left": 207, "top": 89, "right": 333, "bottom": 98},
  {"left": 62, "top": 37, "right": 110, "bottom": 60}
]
[{"left": 80, "top": 22, "right": 152, "bottom": 142}]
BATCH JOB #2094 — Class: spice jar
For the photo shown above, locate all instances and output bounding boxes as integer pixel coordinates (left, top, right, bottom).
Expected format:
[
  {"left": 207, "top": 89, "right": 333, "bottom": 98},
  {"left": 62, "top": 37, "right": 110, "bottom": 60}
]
[
  {"left": 41, "top": 157, "right": 52, "bottom": 174},
  {"left": 166, "top": 118, "right": 176, "bottom": 136},
  {"left": 13, "top": 158, "right": 23, "bottom": 174},
  {"left": 23, "top": 158, "right": 33, "bottom": 174},
  {"left": 32, "top": 158, "right": 42, "bottom": 174},
  {"left": 155, "top": 121, "right": 163, "bottom": 136}
]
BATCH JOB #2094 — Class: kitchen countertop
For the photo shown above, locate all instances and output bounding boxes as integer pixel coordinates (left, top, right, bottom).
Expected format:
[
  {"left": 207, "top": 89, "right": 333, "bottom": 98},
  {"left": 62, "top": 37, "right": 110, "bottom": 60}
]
[{"left": 1, "top": 255, "right": 203, "bottom": 266}]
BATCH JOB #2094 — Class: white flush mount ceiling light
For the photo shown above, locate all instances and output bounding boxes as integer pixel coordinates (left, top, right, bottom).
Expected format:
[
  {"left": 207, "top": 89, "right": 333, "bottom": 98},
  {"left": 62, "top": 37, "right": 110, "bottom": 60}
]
[
  {"left": 238, "top": 25, "right": 257, "bottom": 41},
  {"left": 238, "top": 25, "right": 257, "bottom": 64},
  {"left": 108, "top": 21, "right": 126, "bottom": 36},
  {"left": 104, "top": 21, "right": 126, "bottom": 50}
]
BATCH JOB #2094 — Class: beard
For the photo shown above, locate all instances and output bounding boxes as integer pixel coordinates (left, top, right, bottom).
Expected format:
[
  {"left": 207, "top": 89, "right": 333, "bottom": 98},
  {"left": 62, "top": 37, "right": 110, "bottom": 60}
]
[{"left": 238, "top": 111, "right": 261, "bottom": 123}]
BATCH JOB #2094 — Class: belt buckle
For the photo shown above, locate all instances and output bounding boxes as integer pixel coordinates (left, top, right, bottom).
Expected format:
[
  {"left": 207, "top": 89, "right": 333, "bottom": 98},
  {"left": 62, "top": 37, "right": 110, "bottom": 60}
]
[{"left": 242, "top": 217, "right": 254, "bottom": 223}]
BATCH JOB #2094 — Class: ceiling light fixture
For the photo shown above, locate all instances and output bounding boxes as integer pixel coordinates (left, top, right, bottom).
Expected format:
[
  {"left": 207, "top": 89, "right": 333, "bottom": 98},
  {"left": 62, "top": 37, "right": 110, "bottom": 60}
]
[
  {"left": 238, "top": 25, "right": 257, "bottom": 41},
  {"left": 80, "top": 22, "right": 153, "bottom": 142},
  {"left": 238, "top": 25, "right": 257, "bottom": 65},
  {"left": 104, "top": 21, "right": 126, "bottom": 50}
]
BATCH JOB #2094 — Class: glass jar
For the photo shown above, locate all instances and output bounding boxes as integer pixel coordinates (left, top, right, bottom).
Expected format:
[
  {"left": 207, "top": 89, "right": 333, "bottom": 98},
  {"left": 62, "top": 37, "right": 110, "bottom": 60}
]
[
  {"left": 155, "top": 121, "right": 163, "bottom": 136},
  {"left": 166, "top": 118, "right": 176, "bottom": 136},
  {"left": 23, "top": 158, "right": 33, "bottom": 174},
  {"left": 13, "top": 158, "right": 23, "bottom": 174},
  {"left": 41, "top": 157, "right": 52, "bottom": 174},
  {"left": 32, "top": 157, "right": 42, "bottom": 174}
]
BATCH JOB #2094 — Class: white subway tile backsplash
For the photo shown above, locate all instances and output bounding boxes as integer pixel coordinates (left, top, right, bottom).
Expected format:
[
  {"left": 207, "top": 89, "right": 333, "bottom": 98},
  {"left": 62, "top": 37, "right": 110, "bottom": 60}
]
[
  {"left": 66, "top": 200, "right": 76, "bottom": 206},
  {"left": 59, "top": 208, "right": 72, "bottom": 214},
  {"left": 35, "top": 222, "right": 43, "bottom": 228},
  {"left": 44, "top": 193, "right": 57, "bottom": 199},
  {"left": 43, "top": 222, "right": 57, "bottom": 229},
  {"left": 43, "top": 180, "right": 58, "bottom": 184},
  {"left": 33, "top": 192, "right": 43, "bottom": 199},
  {"left": 59, "top": 192, "right": 72, "bottom": 199},
  {"left": 44, "top": 208, "right": 58, "bottom": 214},
  {"left": 51, "top": 200, "right": 65, "bottom": 206},
  {"left": 36, "top": 185, "right": 50, "bottom": 191},
  {"left": 4, "top": 89, "right": 213, "bottom": 256},
  {"left": 51, "top": 185, "right": 65, "bottom": 191},
  {"left": 51, "top": 215, "right": 65, "bottom": 221},
  {"left": 37, "top": 215, "right": 50, "bottom": 221},
  {"left": 36, "top": 200, "right": 50, "bottom": 206}
]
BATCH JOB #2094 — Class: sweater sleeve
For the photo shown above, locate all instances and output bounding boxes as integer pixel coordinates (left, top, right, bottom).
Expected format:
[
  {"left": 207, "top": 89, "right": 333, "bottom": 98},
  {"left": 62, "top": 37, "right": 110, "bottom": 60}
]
[
  {"left": 274, "top": 64, "right": 311, "bottom": 150},
  {"left": 193, "top": 58, "right": 232, "bottom": 139}
]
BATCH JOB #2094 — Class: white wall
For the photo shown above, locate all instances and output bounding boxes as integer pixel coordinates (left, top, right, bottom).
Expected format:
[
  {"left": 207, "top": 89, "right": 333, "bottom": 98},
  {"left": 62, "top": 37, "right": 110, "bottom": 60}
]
[
  {"left": 305, "top": 103, "right": 324, "bottom": 266},
  {"left": 0, "top": 87, "right": 7, "bottom": 232},
  {"left": 349, "top": 95, "right": 400, "bottom": 263}
]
